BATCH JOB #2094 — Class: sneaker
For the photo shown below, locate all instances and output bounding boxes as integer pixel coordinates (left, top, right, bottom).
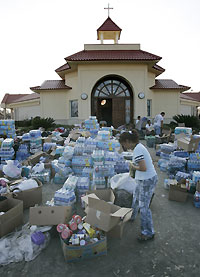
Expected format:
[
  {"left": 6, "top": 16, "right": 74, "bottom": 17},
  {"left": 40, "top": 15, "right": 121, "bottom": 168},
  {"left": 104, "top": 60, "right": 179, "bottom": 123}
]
[{"left": 137, "top": 234, "right": 155, "bottom": 242}]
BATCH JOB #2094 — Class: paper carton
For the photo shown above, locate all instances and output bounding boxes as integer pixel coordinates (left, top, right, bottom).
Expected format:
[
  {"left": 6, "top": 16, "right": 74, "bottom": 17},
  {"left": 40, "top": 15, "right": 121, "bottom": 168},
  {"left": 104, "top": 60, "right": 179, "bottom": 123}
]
[
  {"left": 177, "top": 136, "right": 200, "bottom": 152},
  {"left": 82, "top": 190, "right": 132, "bottom": 232},
  {"left": 60, "top": 236, "right": 107, "bottom": 262},
  {"left": 11, "top": 178, "right": 43, "bottom": 209},
  {"left": 0, "top": 198, "right": 23, "bottom": 238},
  {"left": 168, "top": 184, "right": 188, "bottom": 202},
  {"left": 107, "top": 209, "right": 132, "bottom": 239},
  {"left": 27, "top": 151, "right": 50, "bottom": 165},
  {"left": 29, "top": 205, "right": 72, "bottom": 226}
]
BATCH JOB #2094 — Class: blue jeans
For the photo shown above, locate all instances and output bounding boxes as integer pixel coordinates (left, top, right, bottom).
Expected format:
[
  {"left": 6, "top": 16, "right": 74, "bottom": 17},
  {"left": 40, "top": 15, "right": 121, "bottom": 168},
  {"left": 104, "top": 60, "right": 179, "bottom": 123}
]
[
  {"left": 154, "top": 125, "right": 161, "bottom": 135},
  {"left": 131, "top": 175, "right": 158, "bottom": 236}
]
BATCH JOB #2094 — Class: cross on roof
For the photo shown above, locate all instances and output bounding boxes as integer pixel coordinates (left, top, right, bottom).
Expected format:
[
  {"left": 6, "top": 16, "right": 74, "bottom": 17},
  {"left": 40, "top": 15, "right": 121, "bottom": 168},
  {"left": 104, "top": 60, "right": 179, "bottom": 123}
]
[{"left": 104, "top": 3, "right": 113, "bottom": 17}]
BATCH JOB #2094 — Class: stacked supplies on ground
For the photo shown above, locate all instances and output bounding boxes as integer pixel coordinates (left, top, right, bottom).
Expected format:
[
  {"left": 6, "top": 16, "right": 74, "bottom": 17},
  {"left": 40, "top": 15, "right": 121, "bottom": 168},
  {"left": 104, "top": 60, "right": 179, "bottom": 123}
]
[
  {"left": 29, "top": 130, "right": 42, "bottom": 154},
  {"left": 0, "top": 120, "right": 16, "bottom": 138},
  {"left": 0, "top": 138, "right": 15, "bottom": 164},
  {"left": 84, "top": 116, "right": 99, "bottom": 138}
]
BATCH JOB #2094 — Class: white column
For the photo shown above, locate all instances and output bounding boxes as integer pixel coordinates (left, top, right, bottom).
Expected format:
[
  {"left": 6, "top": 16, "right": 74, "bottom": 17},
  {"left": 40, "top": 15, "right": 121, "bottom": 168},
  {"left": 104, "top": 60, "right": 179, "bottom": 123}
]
[
  {"left": 100, "top": 33, "right": 104, "bottom": 44},
  {"left": 115, "top": 33, "right": 118, "bottom": 44}
]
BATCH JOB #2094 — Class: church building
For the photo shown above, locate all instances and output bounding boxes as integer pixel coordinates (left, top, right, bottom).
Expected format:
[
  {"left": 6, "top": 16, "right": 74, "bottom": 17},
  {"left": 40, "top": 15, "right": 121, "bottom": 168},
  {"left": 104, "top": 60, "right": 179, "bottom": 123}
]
[{"left": 5, "top": 15, "right": 192, "bottom": 127}]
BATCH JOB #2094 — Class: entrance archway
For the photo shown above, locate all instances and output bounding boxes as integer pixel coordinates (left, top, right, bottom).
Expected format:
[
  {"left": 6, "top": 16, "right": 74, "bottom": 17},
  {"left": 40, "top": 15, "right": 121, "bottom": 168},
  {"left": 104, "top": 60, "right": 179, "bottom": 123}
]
[{"left": 91, "top": 76, "right": 133, "bottom": 127}]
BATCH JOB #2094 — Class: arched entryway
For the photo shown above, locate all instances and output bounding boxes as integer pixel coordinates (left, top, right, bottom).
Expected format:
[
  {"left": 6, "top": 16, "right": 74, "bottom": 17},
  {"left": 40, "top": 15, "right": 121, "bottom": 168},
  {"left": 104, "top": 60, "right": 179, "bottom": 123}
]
[{"left": 91, "top": 75, "right": 133, "bottom": 128}]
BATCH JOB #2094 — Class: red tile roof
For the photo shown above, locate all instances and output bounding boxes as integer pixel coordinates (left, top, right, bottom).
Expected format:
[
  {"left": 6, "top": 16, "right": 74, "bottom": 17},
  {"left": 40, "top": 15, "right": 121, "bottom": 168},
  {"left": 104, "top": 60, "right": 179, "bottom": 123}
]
[
  {"left": 1, "top": 93, "right": 29, "bottom": 104},
  {"left": 30, "top": 80, "right": 72, "bottom": 91},
  {"left": 150, "top": 79, "right": 190, "bottom": 91},
  {"left": 181, "top": 92, "right": 200, "bottom": 102},
  {"left": 152, "top": 64, "right": 165, "bottom": 73},
  {"left": 97, "top": 17, "right": 122, "bottom": 33},
  {"left": 65, "top": 50, "right": 161, "bottom": 62},
  {"left": 55, "top": 63, "right": 71, "bottom": 73},
  {"left": 12, "top": 93, "right": 40, "bottom": 103}
]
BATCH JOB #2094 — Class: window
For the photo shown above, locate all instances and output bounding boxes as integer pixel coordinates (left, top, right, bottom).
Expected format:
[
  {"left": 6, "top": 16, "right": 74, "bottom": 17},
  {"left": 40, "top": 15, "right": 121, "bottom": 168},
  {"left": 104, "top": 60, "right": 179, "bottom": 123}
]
[
  {"left": 93, "top": 79, "right": 130, "bottom": 98},
  {"left": 70, "top": 100, "right": 78, "bottom": 117},
  {"left": 147, "top": 99, "right": 152, "bottom": 117}
]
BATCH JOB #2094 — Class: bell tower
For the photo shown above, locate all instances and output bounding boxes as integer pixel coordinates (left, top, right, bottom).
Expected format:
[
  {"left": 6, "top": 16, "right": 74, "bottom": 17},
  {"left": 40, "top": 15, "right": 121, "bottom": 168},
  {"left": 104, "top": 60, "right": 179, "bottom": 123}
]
[{"left": 97, "top": 5, "right": 122, "bottom": 44}]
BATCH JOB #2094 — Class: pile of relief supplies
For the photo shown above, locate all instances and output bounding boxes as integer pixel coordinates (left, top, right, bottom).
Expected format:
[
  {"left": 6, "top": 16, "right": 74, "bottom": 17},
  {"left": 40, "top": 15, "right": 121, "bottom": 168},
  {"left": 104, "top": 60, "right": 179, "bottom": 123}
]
[
  {"left": 157, "top": 126, "right": 200, "bottom": 207},
  {"left": 0, "top": 116, "right": 138, "bottom": 264}
]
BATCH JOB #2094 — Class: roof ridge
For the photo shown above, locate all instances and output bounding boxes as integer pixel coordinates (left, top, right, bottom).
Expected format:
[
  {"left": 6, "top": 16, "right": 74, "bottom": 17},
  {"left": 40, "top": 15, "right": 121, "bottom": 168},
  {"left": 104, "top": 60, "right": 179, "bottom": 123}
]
[{"left": 97, "top": 16, "right": 122, "bottom": 31}]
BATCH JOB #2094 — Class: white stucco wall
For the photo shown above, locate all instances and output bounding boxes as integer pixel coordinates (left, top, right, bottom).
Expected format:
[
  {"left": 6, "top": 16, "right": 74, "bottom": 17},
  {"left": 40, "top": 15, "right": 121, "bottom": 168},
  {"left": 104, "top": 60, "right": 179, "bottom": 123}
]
[
  {"left": 14, "top": 105, "right": 40, "bottom": 120},
  {"left": 179, "top": 104, "right": 193, "bottom": 115},
  {"left": 152, "top": 90, "right": 180, "bottom": 123},
  {"left": 39, "top": 90, "right": 69, "bottom": 123}
]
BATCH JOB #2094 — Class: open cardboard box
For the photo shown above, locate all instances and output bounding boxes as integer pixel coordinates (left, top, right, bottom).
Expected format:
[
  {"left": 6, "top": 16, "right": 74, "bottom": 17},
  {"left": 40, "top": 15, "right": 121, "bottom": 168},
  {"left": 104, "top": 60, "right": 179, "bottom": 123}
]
[
  {"left": 26, "top": 151, "right": 50, "bottom": 166},
  {"left": 81, "top": 189, "right": 132, "bottom": 235},
  {"left": 9, "top": 178, "right": 43, "bottom": 209},
  {"left": 177, "top": 136, "right": 200, "bottom": 152},
  {"left": 29, "top": 205, "right": 72, "bottom": 226},
  {"left": 60, "top": 236, "right": 107, "bottom": 262},
  {"left": 168, "top": 184, "right": 188, "bottom": 202},
  {"left": 0, "top": 198, "right": 23, "bottom": 238}
]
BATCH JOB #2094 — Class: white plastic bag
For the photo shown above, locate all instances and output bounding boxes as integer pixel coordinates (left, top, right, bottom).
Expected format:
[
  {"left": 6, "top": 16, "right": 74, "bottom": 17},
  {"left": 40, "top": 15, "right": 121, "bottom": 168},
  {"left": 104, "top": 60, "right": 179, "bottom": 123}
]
[
  {"left": 0, "top": 224, "right": 50, "bottom": 266},
  {"left": 32, "top": 162, "right": 45, "bottom": 173},
  {"left": 11, "top": 179, "right": 38, "bottom": 192},
  {"left": 3, "top": 160, "right": 22, "bottom": 178},
  {"left": 110, "top": 173, "right": 138, "bottom": 194}
]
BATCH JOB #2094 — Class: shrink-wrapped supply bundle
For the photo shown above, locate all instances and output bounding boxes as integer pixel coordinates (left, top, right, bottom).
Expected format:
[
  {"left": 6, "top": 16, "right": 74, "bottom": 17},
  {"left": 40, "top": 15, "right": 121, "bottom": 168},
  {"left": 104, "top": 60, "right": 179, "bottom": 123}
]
[
  {"left": 0, "top": 120, "right": 16, "bottom": 138},
  {"left": 16, "top": 144, "right": 30, "bottom": 161},
  {"left": 29, "top": 130, "right": 42, "bottom": 154},
  {"left": 84, "top": 116, "right": 99, "bottom": 138},
  {"left": 0, "top": 138, "right": 15, "bottom": 163}
]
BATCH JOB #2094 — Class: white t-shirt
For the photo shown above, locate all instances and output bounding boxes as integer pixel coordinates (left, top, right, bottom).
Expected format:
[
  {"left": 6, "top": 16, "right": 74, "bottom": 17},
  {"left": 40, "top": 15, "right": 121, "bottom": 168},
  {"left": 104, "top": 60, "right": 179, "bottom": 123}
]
[
  {"left": 132, "top": 143, "right": 157, "bottom": 180},
  {"left": 154, "top": 114, "right": 163, "bottom": 127},
  {"left": 146, "top": 123, "right": 153, "bottom": 131}
]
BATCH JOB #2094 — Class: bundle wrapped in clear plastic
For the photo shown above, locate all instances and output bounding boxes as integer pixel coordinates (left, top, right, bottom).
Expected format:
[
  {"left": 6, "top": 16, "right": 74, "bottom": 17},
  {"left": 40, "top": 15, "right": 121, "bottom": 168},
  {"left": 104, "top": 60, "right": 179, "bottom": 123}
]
[
  {"left": 0, "top": 224, "right": 50, "bottom": 266},
  {"left": 3, "top": 160, "right": 22, "bottom": 178}
]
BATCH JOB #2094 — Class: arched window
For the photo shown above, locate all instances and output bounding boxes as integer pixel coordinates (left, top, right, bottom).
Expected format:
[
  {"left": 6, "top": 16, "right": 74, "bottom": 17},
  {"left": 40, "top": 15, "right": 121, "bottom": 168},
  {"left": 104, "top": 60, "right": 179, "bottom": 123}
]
[{"left": 94, "top": 79, "right": 130, "bottom": 98}]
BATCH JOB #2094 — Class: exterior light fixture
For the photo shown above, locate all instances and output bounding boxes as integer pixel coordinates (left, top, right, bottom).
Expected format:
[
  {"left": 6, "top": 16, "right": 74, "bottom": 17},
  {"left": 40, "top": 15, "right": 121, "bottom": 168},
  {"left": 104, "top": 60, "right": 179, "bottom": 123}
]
[{"left": 101, "top": 99, "right": 106, "bottom": 105}]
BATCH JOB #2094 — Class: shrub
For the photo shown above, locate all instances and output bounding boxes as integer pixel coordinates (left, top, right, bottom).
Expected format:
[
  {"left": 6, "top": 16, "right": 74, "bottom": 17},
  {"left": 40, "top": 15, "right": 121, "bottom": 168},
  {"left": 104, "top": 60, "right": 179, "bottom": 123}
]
[
  {"left": 172, "top": 114, "right": 200, "bottom": 129},
  {"left": 15, "top": 119, "right": 32, "bottom": 127},
  {"left": 32, "top": 116, "right": 55, "bottom": 129}
]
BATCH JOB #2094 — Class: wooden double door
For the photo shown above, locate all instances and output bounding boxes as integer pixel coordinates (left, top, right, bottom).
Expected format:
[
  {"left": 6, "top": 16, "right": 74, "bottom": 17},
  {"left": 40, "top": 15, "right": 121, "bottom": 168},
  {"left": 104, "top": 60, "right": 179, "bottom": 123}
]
[
  {"left": 91, "top": 77, "right": 133, "bottom": 127},
  {"left": 95, "top": 97, "right": 129, "bottom": 128}
]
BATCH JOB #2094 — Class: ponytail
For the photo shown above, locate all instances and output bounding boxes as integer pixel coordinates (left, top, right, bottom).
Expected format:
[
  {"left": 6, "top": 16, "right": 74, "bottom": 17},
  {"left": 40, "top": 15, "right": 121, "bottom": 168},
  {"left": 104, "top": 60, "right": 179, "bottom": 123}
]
[{"left": 119, "top": 129, "right": 139, "bottom": 144}]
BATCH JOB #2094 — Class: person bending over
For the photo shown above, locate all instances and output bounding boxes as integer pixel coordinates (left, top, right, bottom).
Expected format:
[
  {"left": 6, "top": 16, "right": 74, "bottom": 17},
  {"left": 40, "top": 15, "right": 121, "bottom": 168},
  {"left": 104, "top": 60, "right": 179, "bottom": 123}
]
[{"left": 119, "top": 130, "right": 158, "bottom": 241}]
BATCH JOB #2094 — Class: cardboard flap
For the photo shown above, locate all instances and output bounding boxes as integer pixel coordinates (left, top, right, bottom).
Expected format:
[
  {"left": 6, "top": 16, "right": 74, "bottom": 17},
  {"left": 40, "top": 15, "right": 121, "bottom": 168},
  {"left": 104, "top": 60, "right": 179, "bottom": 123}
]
[
  {"left": 121, "top": 209, "right": 133, "bottom": 223},
  {"left": 87, "top": 197, "right": 112, "bottom": 214},
  {"left": 29, "top": 206, "right": 72, "bottom": 225},
  {"left": 86, "top": 189, "right": 115, "bottom": 203},
  {"left": 81, "top": 193, "right": 100, "bottom": 205},
  {"left": 111, "top": 207, "right": 133, "bottom": 218}
]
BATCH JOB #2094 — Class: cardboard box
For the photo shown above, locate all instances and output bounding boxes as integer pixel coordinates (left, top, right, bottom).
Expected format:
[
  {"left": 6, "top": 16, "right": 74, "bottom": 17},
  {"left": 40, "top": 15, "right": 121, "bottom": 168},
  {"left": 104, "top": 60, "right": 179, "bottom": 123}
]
[
  {"left": 60, "top": 236, "right": 107, "bottom": 262},
  {"left": 175, "top": 133, "right": 187, "bottom": 140},
  {"left": 168, "top": 184, "right": 188, "bottom": 202},
  {"left": 11, "top": 178, "right": 43, "bottom": 209},
  {"left": 107, "top": 209, "right": 132, "bottom": 239},
  {"left": 177, "top": 136, "right": 200, "bottom": 152},
  {"left": 0, "top": 198, "right": 23, "bottom": 238},
  {"left": 29, "top": 205, "right": 72, "bottom": 226},
  {"left": 82, "top": 189, "right": 132, "bottom": 232},
  {"left": 27, "top": 151, "right": 50, "bottom": 165}
]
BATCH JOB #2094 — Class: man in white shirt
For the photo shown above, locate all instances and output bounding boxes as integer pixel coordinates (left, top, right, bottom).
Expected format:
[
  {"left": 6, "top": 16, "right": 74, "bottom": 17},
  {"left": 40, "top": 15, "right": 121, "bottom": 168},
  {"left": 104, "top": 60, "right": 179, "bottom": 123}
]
[{"left": 154, "top": 112, "right": 165, "bottom": 135}]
